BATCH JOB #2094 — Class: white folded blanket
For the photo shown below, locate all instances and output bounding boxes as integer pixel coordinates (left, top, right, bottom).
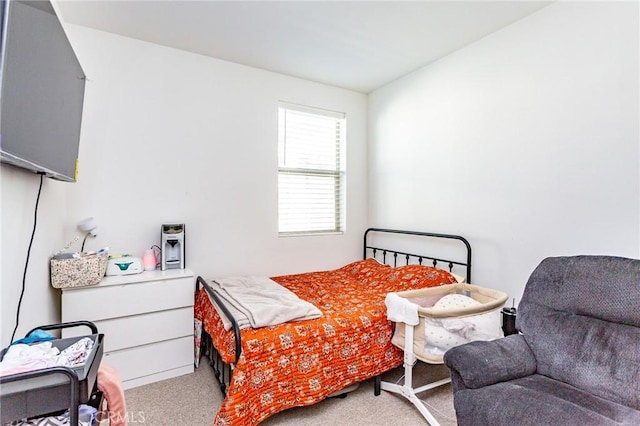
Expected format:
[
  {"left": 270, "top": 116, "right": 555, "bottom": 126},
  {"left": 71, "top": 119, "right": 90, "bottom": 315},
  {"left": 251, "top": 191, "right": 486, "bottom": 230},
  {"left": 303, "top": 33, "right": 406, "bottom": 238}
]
[
  {"left": 206, "top": 276, "right": 323, "bottom": 330},
  {"left": 385, "top": 293, "right": 419, "bottom": 326}
]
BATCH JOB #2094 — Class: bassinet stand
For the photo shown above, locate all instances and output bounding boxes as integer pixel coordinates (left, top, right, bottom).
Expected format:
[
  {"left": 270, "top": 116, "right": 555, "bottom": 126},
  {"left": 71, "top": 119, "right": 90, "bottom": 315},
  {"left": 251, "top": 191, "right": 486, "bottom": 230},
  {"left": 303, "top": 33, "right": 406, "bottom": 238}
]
[{"left": 379, "top": 321, "right": 449, "bottom": 426}]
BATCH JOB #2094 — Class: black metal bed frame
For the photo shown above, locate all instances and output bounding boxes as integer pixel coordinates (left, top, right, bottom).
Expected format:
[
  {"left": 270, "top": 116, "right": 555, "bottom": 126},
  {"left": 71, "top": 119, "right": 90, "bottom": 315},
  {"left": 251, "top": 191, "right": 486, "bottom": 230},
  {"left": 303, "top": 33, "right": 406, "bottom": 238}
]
[
  {"left": 196, "top": 228, "right": 472, "bottom": 398},
  {"left": 363, "top": 228, "right": 471, "bottom": 283}
]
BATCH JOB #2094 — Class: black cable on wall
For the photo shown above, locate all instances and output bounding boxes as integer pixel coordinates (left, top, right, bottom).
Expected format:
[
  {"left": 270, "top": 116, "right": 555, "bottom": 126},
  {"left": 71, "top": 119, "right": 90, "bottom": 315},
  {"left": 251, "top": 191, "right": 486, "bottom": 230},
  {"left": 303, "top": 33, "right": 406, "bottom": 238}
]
[{"left": 10, "top": 173, "right": 45, "bottom": 343}]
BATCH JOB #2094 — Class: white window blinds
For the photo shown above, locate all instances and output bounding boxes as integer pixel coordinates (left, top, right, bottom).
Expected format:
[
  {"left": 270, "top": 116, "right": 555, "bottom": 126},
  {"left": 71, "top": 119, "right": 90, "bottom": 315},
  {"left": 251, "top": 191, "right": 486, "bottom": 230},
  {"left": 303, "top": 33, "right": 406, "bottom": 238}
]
[{"left": 278, "top": 102, "right": 346, "bottom": 236}]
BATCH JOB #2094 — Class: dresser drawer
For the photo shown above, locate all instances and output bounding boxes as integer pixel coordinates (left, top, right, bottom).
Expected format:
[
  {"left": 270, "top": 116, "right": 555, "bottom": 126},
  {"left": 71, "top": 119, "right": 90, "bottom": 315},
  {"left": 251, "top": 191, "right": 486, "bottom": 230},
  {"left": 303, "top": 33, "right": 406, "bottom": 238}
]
[
  {"left": 62, "top": 277, "right": 193, "bottom": 321},
  {"left": 60, "top": 270, "right": 195, "bottom": 389},
  {"left": 62, "top": 307, "right": 193, "bottom": 352},
  {"left": 103, "top": 336, "right": 193, "bottom": 383}
]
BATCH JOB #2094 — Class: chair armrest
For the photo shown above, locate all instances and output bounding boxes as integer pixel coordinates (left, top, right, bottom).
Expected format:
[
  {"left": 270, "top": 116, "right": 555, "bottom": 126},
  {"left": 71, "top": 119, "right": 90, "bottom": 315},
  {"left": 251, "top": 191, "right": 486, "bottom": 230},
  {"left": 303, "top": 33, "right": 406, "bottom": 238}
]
[{"left": 443, "top": 334, "right": 537, "bottom": 391}]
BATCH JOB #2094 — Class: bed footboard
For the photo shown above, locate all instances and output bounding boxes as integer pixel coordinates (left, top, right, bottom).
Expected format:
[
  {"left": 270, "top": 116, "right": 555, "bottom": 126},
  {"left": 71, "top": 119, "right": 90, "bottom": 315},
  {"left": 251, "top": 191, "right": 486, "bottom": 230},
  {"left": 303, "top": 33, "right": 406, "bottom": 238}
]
[
  {"left": 201, "top": 328, "right": 234, "bottom": 395},
  {"left": 197, "top": 276, "right": 240, "bottom": 396}
]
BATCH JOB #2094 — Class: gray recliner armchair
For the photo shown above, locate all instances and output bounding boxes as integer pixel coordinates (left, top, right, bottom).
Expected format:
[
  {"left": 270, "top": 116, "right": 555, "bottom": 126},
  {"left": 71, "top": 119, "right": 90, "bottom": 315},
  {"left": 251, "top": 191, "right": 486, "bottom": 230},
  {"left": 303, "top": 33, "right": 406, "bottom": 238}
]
[{"left": 443, "top": 255, "right": 640, "bottom": 425}]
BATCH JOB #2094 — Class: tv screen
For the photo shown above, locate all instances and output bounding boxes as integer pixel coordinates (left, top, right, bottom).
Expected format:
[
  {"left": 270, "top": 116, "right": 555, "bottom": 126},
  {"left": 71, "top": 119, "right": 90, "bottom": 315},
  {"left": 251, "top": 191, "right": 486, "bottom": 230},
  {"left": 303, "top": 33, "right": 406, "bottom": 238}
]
[{"left": 0, "top": 0, "right": 86, "bottom": 182}]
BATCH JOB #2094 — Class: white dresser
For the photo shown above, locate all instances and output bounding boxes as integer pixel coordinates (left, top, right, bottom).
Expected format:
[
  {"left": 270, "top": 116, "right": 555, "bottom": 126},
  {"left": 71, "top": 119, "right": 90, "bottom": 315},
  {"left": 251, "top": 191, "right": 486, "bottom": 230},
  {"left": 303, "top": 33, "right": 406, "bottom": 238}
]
[{"left": 61, "top": 269, "right": 195, "bottom": 389}]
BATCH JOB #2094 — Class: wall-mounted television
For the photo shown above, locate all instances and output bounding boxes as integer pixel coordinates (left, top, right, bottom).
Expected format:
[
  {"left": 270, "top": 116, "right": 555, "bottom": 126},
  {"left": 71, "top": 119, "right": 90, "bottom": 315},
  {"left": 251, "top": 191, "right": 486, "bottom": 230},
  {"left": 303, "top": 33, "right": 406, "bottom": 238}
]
[{"left": 0, "top": 0, "right": 86, "bottom": 182}]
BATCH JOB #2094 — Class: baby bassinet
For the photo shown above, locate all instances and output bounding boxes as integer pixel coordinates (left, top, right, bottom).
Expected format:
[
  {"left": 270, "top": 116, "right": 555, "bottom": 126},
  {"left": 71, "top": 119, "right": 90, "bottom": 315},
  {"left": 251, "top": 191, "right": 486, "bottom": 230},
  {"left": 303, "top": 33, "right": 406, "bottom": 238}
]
[{"left": 381, "top": 283, "right": 508, "bottom": 425}]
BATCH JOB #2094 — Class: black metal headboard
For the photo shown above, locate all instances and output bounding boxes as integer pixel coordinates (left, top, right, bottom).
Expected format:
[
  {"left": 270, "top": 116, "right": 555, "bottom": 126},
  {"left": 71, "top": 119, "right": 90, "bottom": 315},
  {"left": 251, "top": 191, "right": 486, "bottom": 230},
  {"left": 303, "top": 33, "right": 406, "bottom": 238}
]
[{"left": 363, "top": 228, "right": 472, "bottom": 283}]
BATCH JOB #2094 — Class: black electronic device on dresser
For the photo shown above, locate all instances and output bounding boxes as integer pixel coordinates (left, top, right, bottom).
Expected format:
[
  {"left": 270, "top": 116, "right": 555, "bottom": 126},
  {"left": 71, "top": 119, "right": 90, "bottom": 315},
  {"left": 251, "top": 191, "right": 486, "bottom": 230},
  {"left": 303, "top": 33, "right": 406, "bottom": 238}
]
[
  {"left": 0, "top": 321, "right": 103, "bottom": 426},
  {"left": 501, "top": 306, "right": 518, "bottom": 336}
]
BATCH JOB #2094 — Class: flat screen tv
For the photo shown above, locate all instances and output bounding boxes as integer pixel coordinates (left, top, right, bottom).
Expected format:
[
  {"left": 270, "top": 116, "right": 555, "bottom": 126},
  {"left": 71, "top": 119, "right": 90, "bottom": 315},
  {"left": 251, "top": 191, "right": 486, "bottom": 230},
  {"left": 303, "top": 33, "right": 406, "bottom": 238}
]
[{"left": 0, "top": 0, "right": 86, "bottom": 182}]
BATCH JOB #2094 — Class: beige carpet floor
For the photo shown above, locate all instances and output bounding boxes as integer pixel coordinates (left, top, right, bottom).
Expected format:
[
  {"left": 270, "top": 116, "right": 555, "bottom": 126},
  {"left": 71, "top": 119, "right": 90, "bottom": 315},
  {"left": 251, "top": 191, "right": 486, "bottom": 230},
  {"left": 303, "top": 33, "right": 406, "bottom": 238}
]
[{"left": 124, "top": 361, "right": 457, "bottom": 425}]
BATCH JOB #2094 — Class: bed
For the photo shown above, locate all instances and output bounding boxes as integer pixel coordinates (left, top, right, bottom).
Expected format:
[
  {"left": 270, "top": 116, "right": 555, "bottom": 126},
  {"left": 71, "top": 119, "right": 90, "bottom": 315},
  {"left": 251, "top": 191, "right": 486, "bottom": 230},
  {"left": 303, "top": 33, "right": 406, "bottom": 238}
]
[{"left": 194, "top": 228, "right": 472, "bottom": 426}]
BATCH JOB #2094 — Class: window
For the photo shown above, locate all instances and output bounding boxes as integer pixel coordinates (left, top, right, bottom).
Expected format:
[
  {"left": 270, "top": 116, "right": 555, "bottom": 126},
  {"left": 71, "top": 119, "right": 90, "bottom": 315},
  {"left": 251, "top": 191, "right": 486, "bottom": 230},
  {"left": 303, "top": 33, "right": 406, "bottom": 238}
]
[{"left": 278, "top": 102, "right": 346, "bottom": 236}]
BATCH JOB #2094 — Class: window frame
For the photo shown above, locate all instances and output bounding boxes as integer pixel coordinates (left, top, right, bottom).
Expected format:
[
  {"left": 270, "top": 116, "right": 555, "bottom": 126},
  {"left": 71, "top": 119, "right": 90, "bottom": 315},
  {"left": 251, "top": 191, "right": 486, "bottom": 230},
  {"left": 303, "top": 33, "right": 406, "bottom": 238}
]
[{"left": 277, "top": 102, "right": 346, "bottom": 237}]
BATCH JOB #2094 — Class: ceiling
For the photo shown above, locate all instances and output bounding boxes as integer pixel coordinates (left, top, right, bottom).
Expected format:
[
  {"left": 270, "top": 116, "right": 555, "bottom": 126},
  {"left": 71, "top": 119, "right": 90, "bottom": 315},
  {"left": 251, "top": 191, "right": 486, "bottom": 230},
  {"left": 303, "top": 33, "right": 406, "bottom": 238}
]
[{"left": 56, "top": 0, "right": 553, "bottom": 93}]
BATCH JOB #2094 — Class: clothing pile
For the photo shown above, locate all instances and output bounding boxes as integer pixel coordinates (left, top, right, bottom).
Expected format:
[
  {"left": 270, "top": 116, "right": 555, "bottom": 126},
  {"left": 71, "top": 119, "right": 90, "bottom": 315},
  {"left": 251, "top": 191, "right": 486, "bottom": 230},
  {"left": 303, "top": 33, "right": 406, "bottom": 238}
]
[
  {"left": 5, "top": 405, "right": 98, "bottom": 426},
  {"left": 1, "top": 336, "right": 101, "bottom": 425},
  {"left": 0, "top": 337, "right": 94, "bottom": 377}
]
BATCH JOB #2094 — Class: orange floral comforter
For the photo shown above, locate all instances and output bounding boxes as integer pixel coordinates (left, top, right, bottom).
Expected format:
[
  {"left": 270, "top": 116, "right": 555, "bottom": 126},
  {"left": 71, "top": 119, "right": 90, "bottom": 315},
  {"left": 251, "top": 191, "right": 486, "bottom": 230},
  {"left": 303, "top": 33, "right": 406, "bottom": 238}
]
[{"left": 194, "top": 259, "right": 457, "bottom": 426}]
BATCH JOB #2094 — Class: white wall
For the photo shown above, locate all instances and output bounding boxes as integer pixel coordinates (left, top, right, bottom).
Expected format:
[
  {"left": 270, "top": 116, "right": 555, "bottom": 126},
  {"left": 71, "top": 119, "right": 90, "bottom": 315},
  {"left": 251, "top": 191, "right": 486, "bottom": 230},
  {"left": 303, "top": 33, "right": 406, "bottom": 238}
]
[
  {"left": 368, "top": 0, "right": 639, "bottom": 302},
  {"left": 1, "top": 167, "right": 68, "bottom": 347},
  {"left": 0, "top": 25, "right": 368, "bottom": 346},
  {"left": 63, "top": 26, "right": 368, "bottom": 277}
]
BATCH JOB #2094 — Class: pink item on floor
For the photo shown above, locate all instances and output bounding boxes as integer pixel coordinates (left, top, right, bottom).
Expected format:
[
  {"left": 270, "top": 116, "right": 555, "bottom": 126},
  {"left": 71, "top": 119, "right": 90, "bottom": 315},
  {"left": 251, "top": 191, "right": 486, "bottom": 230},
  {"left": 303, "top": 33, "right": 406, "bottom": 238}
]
[{"left": 97, "top": 363, "right": 127, "bottom": 426}]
